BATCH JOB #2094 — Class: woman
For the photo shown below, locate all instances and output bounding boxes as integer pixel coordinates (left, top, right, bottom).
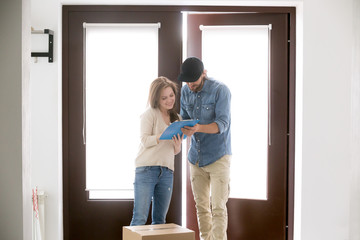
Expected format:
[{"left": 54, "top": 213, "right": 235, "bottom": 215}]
[{"left": 130, "top": 76, "right": 183, "bottom": 226}]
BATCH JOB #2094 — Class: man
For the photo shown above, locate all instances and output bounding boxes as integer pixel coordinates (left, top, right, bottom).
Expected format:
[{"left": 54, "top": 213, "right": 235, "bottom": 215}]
[{"left": 178, "top": 57, "right": 232, "bottom": 240}]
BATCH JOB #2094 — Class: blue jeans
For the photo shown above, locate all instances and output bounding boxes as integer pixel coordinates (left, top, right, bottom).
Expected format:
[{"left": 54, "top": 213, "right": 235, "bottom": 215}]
[{"left": 130, "top": 166, "right": 174, "bottom": 226}]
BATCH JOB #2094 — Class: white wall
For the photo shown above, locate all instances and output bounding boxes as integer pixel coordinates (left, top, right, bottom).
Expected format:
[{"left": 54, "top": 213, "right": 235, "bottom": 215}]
[
  {"left": 0, "top": 1, "right": 23, "bottom": 239},
  {"left": 302, "top": 0, "right": 355, "bottom": 239},
  {"left": 28, "top": 0, "right": 360, "bottom": 240},
  {"left": 0, "top": 0, "right": 31, "bottom": 239},
  {"left": 350, "top": 0, "right": 360, "bottom": 239},
  {"left": 30, "top": 0, "right": 62, "bottom": 239},
  {"left": 22, "top": 0, "right": 32, "bottom": 239}
]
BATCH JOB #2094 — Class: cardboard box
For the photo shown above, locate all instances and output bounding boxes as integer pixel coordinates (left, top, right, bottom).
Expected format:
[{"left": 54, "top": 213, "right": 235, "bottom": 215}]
[{"left": 123, "top": 223, "right": 195, "bottom": 240}]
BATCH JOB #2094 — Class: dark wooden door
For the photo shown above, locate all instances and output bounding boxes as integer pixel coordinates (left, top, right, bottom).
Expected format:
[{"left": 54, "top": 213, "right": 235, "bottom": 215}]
[
  {"left": 62, "top": 6, "right": 182, "bottom": 240},
  {"left": 186, "top": 13, "right": 290, "bottom": 240},
  {"left": 63, "top": 6, "right": 295, "bottom": 240}
]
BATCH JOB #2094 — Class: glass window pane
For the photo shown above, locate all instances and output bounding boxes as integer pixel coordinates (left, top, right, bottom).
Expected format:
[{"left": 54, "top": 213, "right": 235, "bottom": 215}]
[
  {"left": 201, "top": 25, "right": 270, "bottom": 200},
  {"left": 85, "top": 23, "right": 159, "bottom": 199}
]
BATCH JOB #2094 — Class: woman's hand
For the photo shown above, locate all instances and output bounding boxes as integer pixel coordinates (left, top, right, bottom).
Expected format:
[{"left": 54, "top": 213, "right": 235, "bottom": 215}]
[
  {"left": 156, "top": 133, "right": 162, "bottom": 143},
  {"left": 172, "top": 133, "right": 184, "bottom": 155}
]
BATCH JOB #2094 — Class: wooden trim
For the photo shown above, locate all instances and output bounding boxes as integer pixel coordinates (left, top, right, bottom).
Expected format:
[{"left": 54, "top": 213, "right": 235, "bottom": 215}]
[
  {"left": 287, "top": 7, "right": 296, "bottom": 240},
  {"left": 62, "top": 5, "right": 70, "bottom": 240},
  {"left": 63, "top": 5, "right": 296, "bottom": 13}
]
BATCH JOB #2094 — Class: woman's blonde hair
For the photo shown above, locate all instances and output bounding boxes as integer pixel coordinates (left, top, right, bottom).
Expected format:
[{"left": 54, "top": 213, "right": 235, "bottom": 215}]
[{"left": 148, "top": 76, "right": 180, "bottom": 123}]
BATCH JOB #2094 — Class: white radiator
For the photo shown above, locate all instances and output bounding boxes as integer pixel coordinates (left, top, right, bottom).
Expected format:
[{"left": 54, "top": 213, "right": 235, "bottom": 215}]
[{"left": 32, "top": 187, "right": 46, "bottom": 240}]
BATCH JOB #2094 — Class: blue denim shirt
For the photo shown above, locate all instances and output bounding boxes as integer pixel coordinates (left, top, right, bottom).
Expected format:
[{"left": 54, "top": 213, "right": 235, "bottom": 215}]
[{"left": 180, "top": 79, "right": 232, "bottom": 167}]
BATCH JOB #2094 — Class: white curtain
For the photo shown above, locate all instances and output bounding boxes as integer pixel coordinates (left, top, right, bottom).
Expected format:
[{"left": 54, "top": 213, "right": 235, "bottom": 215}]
[
  {"left": 201, "top": 25, "right": 270, "bottom": 200},
  {"left": 83, "top": 23, "right": 159, "bottom": 199}
]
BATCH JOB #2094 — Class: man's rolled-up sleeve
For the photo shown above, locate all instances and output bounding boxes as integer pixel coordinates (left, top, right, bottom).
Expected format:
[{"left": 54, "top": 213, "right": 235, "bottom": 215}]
[{"left": 214, "top": 85, "right": 231, "bottom": 134}]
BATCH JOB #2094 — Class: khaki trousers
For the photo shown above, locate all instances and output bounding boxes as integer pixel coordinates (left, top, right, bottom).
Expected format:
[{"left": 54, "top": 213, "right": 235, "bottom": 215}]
[{"left": 190, "top": 155, "right": 231, "bottom": 240}]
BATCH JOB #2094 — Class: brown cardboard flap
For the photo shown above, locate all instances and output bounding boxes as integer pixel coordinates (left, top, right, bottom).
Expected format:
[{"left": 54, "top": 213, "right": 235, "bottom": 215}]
[{"left": 123, "top": 223, "right": 195, "bottom": 240}]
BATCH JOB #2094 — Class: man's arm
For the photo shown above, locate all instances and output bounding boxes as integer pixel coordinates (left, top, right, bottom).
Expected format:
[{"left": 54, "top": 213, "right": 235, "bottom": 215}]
[
  {"left": 181, "top": 122, "right": 219, "bottom": 137},
  {"left": 214, "top": 84, "right": 231, "bottom": 134},
  {"left": 181, "top": 84, "right": 231, "bottom": 137}
]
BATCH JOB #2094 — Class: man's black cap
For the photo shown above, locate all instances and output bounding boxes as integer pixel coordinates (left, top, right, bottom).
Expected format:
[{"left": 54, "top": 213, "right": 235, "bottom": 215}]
[{"left": 177, "top": 57, "right": 204, "bottom": 82}]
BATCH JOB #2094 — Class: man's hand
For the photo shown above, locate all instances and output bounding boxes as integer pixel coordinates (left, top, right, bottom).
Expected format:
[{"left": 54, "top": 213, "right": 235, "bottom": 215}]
[
  {"left": 181, "top": 124, "right": 199, "bottom": 137},
  {"left": 181, "top": 122, "right": 219, "bottom": 136}
]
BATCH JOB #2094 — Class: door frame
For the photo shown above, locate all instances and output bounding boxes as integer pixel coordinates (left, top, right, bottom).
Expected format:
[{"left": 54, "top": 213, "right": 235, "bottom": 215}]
[
  {"left": 62, "top": 5, "right": 295, "bottom": 240},
  {"left": 62, "top": 6, "right": 184, "bottom": 239},
  {"left": 186, "top": 12, "right": 291, "bottom": 240}
]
